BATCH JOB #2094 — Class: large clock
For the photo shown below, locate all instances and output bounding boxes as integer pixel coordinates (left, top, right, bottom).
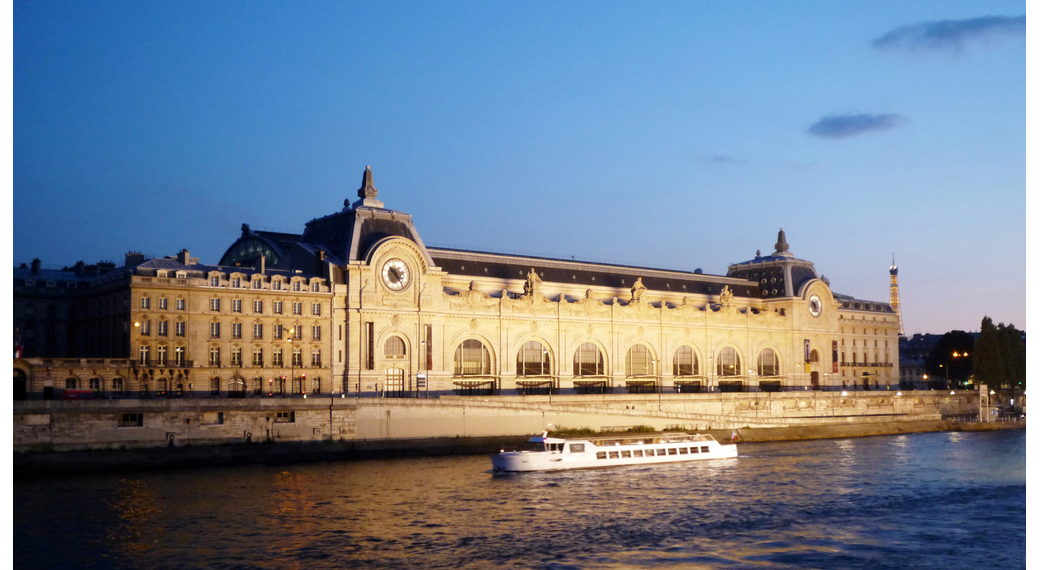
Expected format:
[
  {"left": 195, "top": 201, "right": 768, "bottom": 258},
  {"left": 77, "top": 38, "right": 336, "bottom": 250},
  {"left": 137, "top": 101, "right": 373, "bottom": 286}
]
[
  {"left": 381, "top": 258, "right": 411, "bottom": 291},
  {"left": 808, "top": 294, "right": 822, "bottom": 318}
]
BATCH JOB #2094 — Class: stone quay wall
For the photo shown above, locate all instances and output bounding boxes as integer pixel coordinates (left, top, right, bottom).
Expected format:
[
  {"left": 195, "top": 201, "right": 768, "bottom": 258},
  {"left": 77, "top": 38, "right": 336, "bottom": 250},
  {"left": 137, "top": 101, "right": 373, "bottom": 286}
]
[{"left": 14, "top": 390, "right": 978, "bottom": 454}]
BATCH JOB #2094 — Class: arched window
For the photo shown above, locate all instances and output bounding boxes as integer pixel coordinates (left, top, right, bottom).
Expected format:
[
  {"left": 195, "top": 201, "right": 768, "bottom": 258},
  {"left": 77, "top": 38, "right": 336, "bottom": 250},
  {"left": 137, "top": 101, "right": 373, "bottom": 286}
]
[
  {"left": 454, "top": 339, "right": 491, "bottom": 376},
  {"left": 385, "top": 336, "right": 406, "bottom": 358},
  {"left": 717, "top": 348, "right": 741, "bottom": 376},
  {"left": 758, "top": 348, "right": 780, "bottom": 376},
  {"left": 625, "top": 344, "right": 654, "bottom": 377},
  {"left": 573, "top": 343, "right": 604, "bottom": 376},
  {"left": 516, "top": 341, "right": 550, "bottom": 376},
  {"left": 112, "top": 377, "right": 124, "bottom": 392},
  {"left": 65, "top": 377, "right": 77, "bottom": 389},
  {"left": 809, "top": 349, "right": 820, "bottom": 363},
  {"left": 674, "top": 346, "right": 698, "bottom": 376}
]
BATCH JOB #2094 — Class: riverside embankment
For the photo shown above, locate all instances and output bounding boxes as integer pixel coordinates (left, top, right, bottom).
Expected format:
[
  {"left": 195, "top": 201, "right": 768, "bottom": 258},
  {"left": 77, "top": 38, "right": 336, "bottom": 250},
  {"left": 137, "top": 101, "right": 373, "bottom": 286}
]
[{"left": 16, "top": 389, "right": 1016, "bottom": 474}]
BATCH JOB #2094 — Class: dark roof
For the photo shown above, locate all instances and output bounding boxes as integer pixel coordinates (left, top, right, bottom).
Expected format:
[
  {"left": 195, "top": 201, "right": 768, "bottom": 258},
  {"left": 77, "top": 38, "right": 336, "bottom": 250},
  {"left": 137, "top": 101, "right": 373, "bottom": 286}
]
[{"left": 428, "top": 247, "right": 761, "bottom": 298}]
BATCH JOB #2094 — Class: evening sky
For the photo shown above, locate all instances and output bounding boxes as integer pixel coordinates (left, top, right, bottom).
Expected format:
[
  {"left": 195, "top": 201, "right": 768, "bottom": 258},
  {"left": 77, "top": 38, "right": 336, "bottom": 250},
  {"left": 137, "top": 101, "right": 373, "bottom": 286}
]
[{"left": 12, "top": 0, "right": 1026, "bottom": 335}]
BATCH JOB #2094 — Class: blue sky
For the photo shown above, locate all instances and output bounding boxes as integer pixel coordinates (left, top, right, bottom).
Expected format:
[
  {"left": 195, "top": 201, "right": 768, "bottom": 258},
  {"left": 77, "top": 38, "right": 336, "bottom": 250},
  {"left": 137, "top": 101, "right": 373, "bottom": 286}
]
[{"left": 13, "top": 1, "right": 1025, "bottom": 335}]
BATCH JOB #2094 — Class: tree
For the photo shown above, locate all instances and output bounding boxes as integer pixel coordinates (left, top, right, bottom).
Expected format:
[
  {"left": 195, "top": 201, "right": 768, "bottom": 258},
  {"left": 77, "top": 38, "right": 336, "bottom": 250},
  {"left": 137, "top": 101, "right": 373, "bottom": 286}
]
[
  {"left": 997, "top": 323, "right": 1026, "bottom": 392},
  {"left": 972, "top": 317, "right": 1004, "bottom": 388},
  {"left": 925, "top": 330, "right": 975, "bottom": 387}
]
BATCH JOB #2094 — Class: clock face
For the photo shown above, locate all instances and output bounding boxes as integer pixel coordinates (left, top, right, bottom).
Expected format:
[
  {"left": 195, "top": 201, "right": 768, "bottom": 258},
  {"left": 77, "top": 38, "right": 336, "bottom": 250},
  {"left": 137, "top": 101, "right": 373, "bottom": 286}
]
[
  {"left": 808, "top": 294, "right": 822, "bottom": 318},
  {"left": 381, "top": 258, "right": 411, "bottom": 291}
]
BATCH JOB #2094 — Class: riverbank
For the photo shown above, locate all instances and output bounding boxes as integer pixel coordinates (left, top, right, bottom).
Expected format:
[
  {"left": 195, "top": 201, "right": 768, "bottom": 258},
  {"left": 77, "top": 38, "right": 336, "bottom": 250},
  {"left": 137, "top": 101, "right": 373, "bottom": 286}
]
[{"left": 13, "top": 418, "right": 1022, "bottom": 476}]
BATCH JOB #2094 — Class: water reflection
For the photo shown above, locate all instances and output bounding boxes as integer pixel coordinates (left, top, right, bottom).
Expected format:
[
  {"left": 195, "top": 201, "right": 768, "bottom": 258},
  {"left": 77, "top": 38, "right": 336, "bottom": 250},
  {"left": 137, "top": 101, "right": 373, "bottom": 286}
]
[{"left": 15, "top": 430, "right": 1025, "bottom": 570}]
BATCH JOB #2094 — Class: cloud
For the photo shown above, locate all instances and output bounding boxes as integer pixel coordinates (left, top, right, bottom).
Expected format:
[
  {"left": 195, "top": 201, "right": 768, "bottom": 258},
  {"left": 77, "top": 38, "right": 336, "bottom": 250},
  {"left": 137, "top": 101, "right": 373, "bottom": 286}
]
[
  {"left": 708, "top": 155, "right": 744, "bottom": 165},
  {"left": 872, "top": 15, "right": 1025, "bottom": 53},
  {"left": 807, "top": 113, "right": 905, "bottom": 139}
]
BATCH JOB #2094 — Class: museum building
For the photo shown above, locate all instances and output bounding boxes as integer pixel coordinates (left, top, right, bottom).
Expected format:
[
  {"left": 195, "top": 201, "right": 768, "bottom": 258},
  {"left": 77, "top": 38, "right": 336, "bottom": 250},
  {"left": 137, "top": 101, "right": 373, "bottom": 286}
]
[{"left": 14, "top": 167, "right": 901, "bottom": 398}]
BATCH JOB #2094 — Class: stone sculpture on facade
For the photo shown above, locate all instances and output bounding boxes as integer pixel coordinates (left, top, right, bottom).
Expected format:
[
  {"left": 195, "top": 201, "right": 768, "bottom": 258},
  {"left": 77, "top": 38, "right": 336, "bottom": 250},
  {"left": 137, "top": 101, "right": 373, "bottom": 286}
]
[{"left": 630, "top": 277, "right": 647, "bottom": 303}]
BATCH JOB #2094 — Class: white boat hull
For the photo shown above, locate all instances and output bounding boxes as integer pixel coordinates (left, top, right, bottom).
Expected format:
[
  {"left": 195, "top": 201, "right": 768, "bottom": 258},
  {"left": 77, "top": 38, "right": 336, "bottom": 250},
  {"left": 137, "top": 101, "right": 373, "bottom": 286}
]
[{"left": 491, "top": 432, "right": 738, "bottom": 473}]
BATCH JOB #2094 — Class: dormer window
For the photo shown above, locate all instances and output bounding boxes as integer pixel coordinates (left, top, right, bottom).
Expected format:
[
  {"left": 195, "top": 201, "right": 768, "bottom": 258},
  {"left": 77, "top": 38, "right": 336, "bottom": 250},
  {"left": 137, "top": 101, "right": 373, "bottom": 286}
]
[{"left": 231, "top": 278, "right": 241, "bottom": 288}]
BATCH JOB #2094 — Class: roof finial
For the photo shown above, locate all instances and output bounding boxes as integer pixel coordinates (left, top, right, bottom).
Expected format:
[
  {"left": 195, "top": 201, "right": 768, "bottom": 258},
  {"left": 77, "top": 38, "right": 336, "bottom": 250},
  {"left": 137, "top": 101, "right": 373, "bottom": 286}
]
[
  {"left": 357, "top": 165, "right": 378, "bottom": 199},
  {"left": 774, "top": 227, "right": 789, "bottom": 254}
]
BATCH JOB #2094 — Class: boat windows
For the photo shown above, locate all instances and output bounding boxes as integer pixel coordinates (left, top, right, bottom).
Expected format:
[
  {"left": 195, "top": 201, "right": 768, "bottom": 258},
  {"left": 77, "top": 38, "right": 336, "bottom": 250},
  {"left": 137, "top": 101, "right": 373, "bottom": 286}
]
[
  {"left": 679, "top": 447, "right": 689, "bottom": 455},
  {"left": 569, "top": 443, "right": 585, "bottom": 453},
  {"left": 667, "top": 448, "right": 678, "bottom": 455},
  {"left": 609, "top": 451, "right": 620, "bottom": 459},
  {"left": 701, "top": 446, "right": 709, "bottom": 453},
  {"left": 691, "top": 446, "right": 700, "bottom": 453},
  {"left": 596, "top": 452, "right": 607, "bottom": 460},
  {"left": 633, "top": 449, "right": 643, "bottom": 457},
  {"left": 621, "top": 450, "right": 631, "bottom": 458}
]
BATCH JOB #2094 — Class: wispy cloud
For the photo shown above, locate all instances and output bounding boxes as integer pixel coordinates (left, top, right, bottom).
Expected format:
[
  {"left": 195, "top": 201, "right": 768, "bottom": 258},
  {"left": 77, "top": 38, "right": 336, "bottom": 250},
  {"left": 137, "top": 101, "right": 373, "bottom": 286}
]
[
  {"left": 807, "top": 113, "right": 905, "bottom": 139},
  {"left": 708, "top": 155, "right": 744, "bottom": 165},
  {"left": 872, "top": 15, "right": 1025, "bottom": 53}
]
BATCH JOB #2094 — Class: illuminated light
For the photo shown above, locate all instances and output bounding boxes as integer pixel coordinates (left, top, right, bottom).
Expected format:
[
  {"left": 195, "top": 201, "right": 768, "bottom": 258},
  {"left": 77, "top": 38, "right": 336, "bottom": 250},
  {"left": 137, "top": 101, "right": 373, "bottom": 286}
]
[
  {"left": 303, "top": 394, "right": 307, "bottom": 399},
  {"left": 841, "top": 391, "right": 848, "bottom": 396},
  {"left": 896, "top": 392, "right": 902, "bottom": 396},
  {"left": 950, "top": 391, "right": 955, "bottom": 395}
]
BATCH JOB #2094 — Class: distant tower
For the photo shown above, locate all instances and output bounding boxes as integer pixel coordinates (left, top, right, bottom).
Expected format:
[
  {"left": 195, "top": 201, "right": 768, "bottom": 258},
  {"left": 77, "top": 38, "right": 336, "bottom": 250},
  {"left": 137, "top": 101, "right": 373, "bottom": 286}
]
[{"left": 889, "top": 255, "right": 904, "bottom": 336}]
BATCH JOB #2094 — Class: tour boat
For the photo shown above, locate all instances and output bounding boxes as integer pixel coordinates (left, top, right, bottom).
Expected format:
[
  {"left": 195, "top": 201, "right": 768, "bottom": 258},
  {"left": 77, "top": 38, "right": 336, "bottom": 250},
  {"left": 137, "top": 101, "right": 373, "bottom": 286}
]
[{"left": 491, "top": 428, "right": 738, "bottom": 472}]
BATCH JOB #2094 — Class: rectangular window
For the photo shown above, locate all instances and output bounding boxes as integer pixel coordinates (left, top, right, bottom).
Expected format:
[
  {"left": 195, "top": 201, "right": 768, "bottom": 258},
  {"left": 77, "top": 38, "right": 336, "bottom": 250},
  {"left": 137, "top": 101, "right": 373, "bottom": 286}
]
[
  {"left": 679, "top": 447, "right": 689, "bottom": 455},
  {"left": 210, "top": 322, "right": 221, "bottom": 338},
  {"left": 633, "top": 449, "right": 643, "bottom": 457},
  {"left": 569, "top": 443, "right": 585, "bottom": 453},
  {"left": 596, "top": 452, "right": 607, "bottom": 460},
  {"left": 273, "top": 301, "right": 283, "bottom": 314},
  {"left": 273, "top": 324, "right": 282, "bottom": 340},
  {"left": 140, "top": 320, "right": 151, "bottom": 335},
  {"left": 157, "top": 320, "right": 168, "bottom": 337},
  {"left": 312, "top": 282, "right": 320, "bottom": 292},
  {"left": 89, "top": 377, "right": 101, "bottom": 391},
  {"left": 339, "top": 325, "right": 342, "bottom": 341},
  {"left": 312, "top": 325, "right": 321, "bottom": 341},
  {"left": 273, "top": 281, "right": 282, "bottom": 291},
  {"left": 366, "top": 322, "right": 375, "bottom": 370},
  {"left": 231, "top": 278, "right": 241, "bottom": 287},
  {"left": 159, "top": 298, "right": 168, "bottom": 310},
  {"left": 293, "top": 327, "right": 302, "bottom": 340},
  {"left": 210, "top": 276, "right": 220, "bottom": 286},
  {"left": 253, "top": 347, "right": 264, "bottom": 367},
  {"left": 232, "top": 299, "right": 242, "bottom": 313},
  {"left": 156, "top": 345, "right": 167, "bottom": 366},
  {"left": 232, "top": 323, "right": 242, "bottom": 339},
  {"left": 338, "top": 350, "right": 342, "bottom": 364},
  {"left": 141, "top": 297, "right": 150, "bottom": 309},
  {"left": 119, "top": 413, "right": 143, "bottom": 427},
  {"left": 231, "top": 347, "right": 242, "bottom": 366},
  {"left": 700, "top": 446, "right": 709, "bottom": 453},
  {"left": 273, "top": 348, "right": 283, "bottom": 367},
  {"left": 312, "top": 302, "right": 321, "bottom": 316},
  {"left": 253, "top": 300, "right": 262, "bottom": 313},
  {"left": 176, "top": 298, "right": 185, "bottom": 311},
  {"left": 139, "top": 345, "right": 150, "bottom": 364},
  {"left": 311, "top": 348, "right": 321, "bottom": 367},
  {"left": 425, "top": 324, "right": 433, "bottom": 371},
  {"left": 275, "top": 411, "right": 295, "bottom": 423},
  {"left": 253, "top": 378, "right": 263, "bottom": 395},
  {"left": 175, "top": 321, "right": 185, "bottom": 337},
  {"left": 253, "top": 280, "right": 261, "bottom": 289},
  {"left": 175, "top": 346, "right": 185, "bottom": 367},
  {"left": 293, "top": 302, "right": 302, "bottom": 315},
  {"left": 609, "top": 451, "right": 619, "bottom": 459},
  {"left": 293, "top": 281, "right": 301, "bottom": 292},
  {"left": 621, "top": 450, "right": 631, "bottom": 458},
  {"left": 293, "top": 348, "right": 303, "bottom": 367},
  {"left": 253, "top": 324, "right": 263, "bottom": 339},
  {"left": 209, "top": 346, "right": 221, "bottom": 366},
  {"left": 210, "top": 298, "right": 220, "bottom": 312}
]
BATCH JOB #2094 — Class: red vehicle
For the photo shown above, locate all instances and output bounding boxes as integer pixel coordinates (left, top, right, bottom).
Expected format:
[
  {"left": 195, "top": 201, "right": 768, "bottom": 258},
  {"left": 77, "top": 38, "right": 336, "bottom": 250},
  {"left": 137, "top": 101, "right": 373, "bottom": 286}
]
[{"left": 61, "top": 390, "right": 96, "bottom": 400}]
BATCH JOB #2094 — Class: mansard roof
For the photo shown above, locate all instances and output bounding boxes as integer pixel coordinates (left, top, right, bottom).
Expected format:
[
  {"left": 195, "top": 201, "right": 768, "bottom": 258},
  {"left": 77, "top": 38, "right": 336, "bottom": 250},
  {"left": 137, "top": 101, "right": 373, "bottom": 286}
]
[{"left": 429, "top": 247, "right": 761, "bottom": 299}]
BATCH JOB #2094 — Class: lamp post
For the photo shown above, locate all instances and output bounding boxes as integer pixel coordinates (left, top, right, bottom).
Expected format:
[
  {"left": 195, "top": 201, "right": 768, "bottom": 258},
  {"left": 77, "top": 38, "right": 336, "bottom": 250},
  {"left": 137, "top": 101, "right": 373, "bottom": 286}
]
[{"left": 943, "top": 351, "right": 968, "bottom": 390}]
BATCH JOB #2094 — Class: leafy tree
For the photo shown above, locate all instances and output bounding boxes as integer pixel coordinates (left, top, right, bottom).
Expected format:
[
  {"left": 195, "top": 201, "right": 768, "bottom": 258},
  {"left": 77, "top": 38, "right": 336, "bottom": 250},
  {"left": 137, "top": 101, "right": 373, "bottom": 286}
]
[
  {"left": 997, "top": 322, "right": 1026, "bottom": 392},
  {"left": 972, "top": 317, "right": 1004, "bottom": 388},
  {"left": 925, "top": 330, "right": 974, "bottom": 387}
]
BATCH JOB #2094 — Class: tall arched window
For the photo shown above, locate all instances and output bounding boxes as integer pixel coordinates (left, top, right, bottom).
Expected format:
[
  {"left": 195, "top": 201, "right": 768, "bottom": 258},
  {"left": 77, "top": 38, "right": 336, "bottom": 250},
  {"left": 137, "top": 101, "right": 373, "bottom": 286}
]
[
  {"left": 454, "top": 339, "right": 491, "bottom": 376},
  {"left": 573, "top": 343, "right": 604, "bottom": 376},
  {"left": 516, "top": 341, "right": 550, "bottom": 376},
  {"left": 385, "top": 336, "right": 406, "bottom": 358},
  {"left": 758, "top": 348, "right": 780, "bottom": 376},
  {"left": 809, "top": 349, "right": 820, "bottom": 363},
  {"left": 625, "top": 344, "right": 654, "bottom": 377},
  {"left": 717, "top": 347, "right": 741, "bottom": 376},
  {"left": 673, "top": 346, "right": 698, "bottom": 376}
]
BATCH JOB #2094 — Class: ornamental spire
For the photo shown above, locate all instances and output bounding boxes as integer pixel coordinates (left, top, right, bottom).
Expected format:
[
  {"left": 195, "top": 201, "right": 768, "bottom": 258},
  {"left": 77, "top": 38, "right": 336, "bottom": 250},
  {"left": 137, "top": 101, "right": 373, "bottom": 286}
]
[
  {"left": 774, "top": 227, "right": 789, "bottom": 254},
  {"left": 357, "top": 165, "right": 378, "bottom": 199}
]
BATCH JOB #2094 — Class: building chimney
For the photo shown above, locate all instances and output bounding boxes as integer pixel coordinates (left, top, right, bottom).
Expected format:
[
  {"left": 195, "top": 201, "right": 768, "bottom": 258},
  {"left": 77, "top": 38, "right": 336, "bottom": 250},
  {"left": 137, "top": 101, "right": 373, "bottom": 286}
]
[
  {"left": 74, "top": 260, "right": 85, "bottom": 277},
  {"left": 258, "top": 254, "right": 266, "bottom": 274},
  {"left": 125, "top": 251, "right": 145, "bottom": 268},
  {"left": 177, "top": 249, "right": 191, "bottom": 265},
  {"left": 31, "top": 258, "right": 40, "bottom": 276}
]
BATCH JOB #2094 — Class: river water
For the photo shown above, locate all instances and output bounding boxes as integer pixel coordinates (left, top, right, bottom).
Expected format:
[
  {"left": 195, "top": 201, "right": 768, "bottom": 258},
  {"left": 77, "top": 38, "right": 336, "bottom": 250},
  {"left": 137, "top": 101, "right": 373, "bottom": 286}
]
[{"left": 15, "top": 430, "right": 1025, "bottom": 569}]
